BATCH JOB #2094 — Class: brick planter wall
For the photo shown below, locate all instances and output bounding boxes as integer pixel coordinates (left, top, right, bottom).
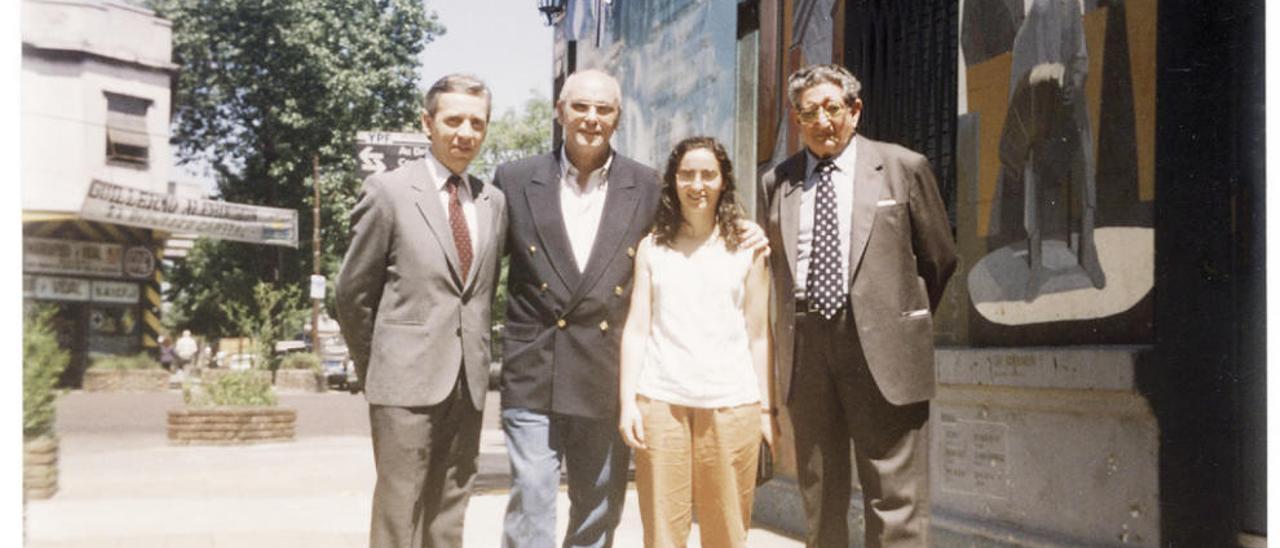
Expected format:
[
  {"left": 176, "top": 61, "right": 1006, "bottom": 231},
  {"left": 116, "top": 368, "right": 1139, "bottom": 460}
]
[
  {"left": 82, "top": 369, "right": 171, "bottom": 392},
  {"left": 24, "top": 436, "right": 58, "bottom": 500},
  {"left": 167, "top": 407, "right": 296, "bottom": 445},
  {"left": 273, "top": 369, "right": 325, "bottom": 393}
]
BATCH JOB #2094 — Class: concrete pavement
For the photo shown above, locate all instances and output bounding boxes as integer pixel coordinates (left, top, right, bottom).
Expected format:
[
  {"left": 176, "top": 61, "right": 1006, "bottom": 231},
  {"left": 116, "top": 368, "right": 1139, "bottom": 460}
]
[{"left": 24, "top": 390, "right": 803, "bottom": 547}]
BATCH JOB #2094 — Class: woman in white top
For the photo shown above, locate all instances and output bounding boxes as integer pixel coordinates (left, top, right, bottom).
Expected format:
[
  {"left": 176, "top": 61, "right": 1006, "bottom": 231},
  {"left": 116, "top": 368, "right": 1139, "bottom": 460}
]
[{"left": 618, "top": 136, "right": 775, "bottom": 548}]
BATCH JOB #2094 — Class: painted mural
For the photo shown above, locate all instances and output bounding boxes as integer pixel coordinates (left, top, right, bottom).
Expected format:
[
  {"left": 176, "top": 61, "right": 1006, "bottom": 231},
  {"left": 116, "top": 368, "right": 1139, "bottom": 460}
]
[
  {"left": 956, "top": 0, "right": 1156, "bottom": 344},
  {"left": 569, "top": 0, "right": 740, "bottom": 170}
]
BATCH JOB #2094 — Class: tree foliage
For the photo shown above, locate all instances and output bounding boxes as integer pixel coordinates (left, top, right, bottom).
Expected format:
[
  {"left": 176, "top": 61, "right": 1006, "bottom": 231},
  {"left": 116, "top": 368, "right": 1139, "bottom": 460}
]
[
  {"left": 154, "top": 0, "right": 443, "bottom": 335},
  {"left": 471, "top": 93, "right": 554, "bottom": 181},
  {"left": 220, "top": 281, "right": 308, "bottom": 368}
]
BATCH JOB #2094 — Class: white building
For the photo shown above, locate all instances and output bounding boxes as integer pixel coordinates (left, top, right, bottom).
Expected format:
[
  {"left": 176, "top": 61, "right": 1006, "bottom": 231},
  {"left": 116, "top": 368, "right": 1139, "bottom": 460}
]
[{"left": 21, "top": 0, "right": 176, "bottom": 384}]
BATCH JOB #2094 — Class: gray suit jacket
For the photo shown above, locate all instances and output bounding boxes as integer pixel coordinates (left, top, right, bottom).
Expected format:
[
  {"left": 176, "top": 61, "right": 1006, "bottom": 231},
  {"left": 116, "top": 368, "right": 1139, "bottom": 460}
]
[
  {"left": 335, "top": 158, "right": 507, "bottom": 410},
  {"left": 494, "top": 151, "right": 662, "bottom": 419},
  {"left": 758, "top": 135, "right": 957, "bottom": 406}
]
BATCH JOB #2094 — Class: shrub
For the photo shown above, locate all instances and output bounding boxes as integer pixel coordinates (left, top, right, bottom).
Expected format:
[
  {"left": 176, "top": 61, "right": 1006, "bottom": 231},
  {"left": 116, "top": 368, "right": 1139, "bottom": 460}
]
[
  {"left": 279, "top": 353, "right": 320, "bottom": 371},
  {"left": 24, "top": 306, "right": 69, "bottom": 439},
  {"left": 185, "top": 371, "right": 277, "bottom": 407},
  {"left": 91, "top": 353, "right": 162, "bottom": 371}
]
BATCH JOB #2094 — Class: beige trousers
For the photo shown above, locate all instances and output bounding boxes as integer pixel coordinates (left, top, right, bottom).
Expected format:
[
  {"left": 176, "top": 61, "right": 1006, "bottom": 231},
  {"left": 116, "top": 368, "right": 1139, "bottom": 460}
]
[{"left": 635, "top": 397, "right": 762, "bottom": 548}]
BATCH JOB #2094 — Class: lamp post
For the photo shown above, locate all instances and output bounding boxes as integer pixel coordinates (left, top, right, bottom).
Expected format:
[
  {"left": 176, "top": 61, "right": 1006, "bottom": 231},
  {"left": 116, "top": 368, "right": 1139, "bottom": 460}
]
[{"left": 537, "top": 0, "right": 564, "bottom": 26}]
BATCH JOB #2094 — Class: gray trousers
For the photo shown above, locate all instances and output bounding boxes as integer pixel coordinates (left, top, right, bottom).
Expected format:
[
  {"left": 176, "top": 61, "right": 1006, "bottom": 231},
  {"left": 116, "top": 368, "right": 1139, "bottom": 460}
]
[
  {"left": 789, "top": 306, "right": 931, "bottom": 548},
  {"left": 369, "top": 371, "right": 482, "bottom": 548}
]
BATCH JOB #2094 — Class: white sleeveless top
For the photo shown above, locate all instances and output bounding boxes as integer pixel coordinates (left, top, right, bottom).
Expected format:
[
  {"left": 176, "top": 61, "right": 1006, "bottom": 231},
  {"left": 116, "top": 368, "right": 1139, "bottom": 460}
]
[{"left": 637, "top": 232, "right": 760, "bottom": 408}]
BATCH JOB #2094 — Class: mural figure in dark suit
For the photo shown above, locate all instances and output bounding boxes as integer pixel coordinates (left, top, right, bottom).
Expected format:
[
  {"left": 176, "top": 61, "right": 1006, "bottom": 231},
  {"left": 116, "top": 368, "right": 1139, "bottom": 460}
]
[
  {"left": 758, "top": 64, "right": 957, "bottom": 547},
  {"left": 336, "top": 74, "right": 507, "bottom": 548},
  {"left": 994, "top": 0, "right": 1105, "bottom": 299}
]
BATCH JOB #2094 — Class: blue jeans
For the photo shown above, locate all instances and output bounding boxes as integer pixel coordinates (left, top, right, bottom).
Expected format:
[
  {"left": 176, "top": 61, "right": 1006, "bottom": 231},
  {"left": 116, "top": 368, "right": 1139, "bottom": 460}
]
[{"left": 501, "top": 407, "right": 630, "bottom": 548}]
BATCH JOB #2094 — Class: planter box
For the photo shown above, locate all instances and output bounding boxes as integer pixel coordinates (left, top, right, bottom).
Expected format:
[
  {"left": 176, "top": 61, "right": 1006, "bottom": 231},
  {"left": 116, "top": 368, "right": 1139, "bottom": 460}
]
[
  {"left": 24, "top": 435, "right": 58, "bottom": 500},
  {"left": 273, "top": 369, "right": 325, "bottom": 393},
  {"left": 82, "top": 369, "right": 171, "bottom": 392},
  {"left": 167, "top": 407, "right": 296, "bottom": 445}
]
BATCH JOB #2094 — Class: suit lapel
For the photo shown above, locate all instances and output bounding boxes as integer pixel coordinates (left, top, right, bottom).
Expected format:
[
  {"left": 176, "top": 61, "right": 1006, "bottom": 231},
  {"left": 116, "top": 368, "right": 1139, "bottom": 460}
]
[
  {"left": 569, "top": 158, "right": 640, "bottom": 309},
  {"left": 777, "top": 155, "right": 806, "bottom": 283},
  {"left": 464, "top": 175, "right": 493, "bottom": 292},
  {"left": 849, "top": 136, "right": 886, "bottom": 281},
  {"left": 410, "top": 161, "right": 465, "bottom": 287},
  {"left": 525, "top": 157, "right": 582, "bottom": 290}
]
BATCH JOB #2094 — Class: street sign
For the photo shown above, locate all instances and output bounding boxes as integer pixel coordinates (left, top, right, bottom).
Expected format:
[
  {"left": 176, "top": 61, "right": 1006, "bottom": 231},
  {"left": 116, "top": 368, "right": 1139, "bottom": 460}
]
[
  {"left": 309, "top": 274, "right": 326, "bottom": 300},
  {"left": 354, "top": 131, "right": 429, "bottom": 179}
]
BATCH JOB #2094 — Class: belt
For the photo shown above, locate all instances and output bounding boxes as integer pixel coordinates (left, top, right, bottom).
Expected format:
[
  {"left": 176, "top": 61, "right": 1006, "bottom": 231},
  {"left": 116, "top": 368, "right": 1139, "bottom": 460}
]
[{"left": 794, "top": 296, "right": 848, "bottom": 316}]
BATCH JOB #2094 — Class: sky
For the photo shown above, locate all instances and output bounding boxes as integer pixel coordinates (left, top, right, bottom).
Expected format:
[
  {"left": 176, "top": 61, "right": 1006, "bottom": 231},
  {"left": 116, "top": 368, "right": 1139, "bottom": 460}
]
[{"left": 419, "top": 0, "right": 554, "bottom": 117}]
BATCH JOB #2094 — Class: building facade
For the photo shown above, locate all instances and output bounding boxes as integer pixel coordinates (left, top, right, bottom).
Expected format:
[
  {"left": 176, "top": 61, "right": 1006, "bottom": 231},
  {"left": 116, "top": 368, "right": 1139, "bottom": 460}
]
[
  {"left": 22, "top": 0, "right": 176, "bottom": 386},
  {"left": 551, "top": 0, "right": 1264, "bottom": 545}
]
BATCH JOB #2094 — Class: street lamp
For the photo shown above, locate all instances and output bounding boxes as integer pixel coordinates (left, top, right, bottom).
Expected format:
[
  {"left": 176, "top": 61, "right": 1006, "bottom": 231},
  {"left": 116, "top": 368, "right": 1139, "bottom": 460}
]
[{"left": 538, "top": 0, "right": 565, "bottom": 26}]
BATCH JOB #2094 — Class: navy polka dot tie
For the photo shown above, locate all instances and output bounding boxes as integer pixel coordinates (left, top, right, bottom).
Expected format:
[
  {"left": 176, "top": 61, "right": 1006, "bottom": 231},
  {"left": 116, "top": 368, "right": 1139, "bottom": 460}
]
[{"left": 810, "top": 160, "right": 844, "bottom": 320}]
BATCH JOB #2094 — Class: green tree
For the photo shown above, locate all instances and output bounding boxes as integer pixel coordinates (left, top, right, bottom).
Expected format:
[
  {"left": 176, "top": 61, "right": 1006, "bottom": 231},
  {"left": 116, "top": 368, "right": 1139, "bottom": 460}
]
[
  {"left": 471, "top": 92, "right": 554, "bottom": 181},
  {"left": 153, "top": 0, "right": 443, "bottom": 335},
  {"left": 221, "top": 281, "right": 308, "bottom": 369}
]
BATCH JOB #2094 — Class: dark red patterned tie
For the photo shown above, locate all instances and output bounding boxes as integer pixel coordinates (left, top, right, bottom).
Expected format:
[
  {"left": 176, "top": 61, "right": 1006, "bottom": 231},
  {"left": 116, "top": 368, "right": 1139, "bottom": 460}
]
[{"left": 446, "top": 175, "right": 473, "bottom": 280}]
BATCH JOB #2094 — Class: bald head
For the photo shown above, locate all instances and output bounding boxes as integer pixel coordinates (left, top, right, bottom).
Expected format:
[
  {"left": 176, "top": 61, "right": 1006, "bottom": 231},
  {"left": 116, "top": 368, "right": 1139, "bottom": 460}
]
[
  {"left": 558, "top": 69, "right": 622, "bottom": 173},
  {"left": 559, "top": 69, "right": 622, "bottom": 109}
]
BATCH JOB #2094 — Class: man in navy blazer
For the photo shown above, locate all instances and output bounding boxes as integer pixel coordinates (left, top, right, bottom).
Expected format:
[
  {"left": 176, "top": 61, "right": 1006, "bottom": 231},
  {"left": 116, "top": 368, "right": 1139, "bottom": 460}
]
[{"left": 492, "top": 69, "right": 660, "bottom": 548}]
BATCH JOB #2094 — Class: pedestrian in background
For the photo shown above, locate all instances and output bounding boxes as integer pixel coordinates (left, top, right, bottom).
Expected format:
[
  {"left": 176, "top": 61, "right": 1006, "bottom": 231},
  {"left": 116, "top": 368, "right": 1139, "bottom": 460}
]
[
  {"left": 617, "top": 136, "right": 775, "bottom": 548},
  {"left": 157, "top": 335, "right": 175, "bottom": 371},
  {"left": 336, "top": 73, "right": 507, "bottom": 548},
  {"left": 174, "top": 330, "right": 198, "bottom": 372}
]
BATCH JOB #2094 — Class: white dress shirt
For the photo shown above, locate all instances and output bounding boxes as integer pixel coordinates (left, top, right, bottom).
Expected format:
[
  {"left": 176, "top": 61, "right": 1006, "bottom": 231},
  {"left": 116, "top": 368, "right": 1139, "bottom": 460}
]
[
  {"left": 560, "top": 149, "right": 613, "bottom": 272},
  {"left": 423, "top": 150, "right": 477, "bottom": 257},
  {"left": 796, "top": 140, "right": 857, "bottom": 298}
]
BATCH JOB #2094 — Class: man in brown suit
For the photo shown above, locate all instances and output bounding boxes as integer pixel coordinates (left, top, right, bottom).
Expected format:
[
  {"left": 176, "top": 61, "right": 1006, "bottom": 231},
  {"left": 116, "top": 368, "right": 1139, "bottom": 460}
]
[
  {"left": 757, "top": 64, "right": 957, "bottom": 547},
  {"left": 336, "top": 74, "right": 507, "bottom": 547}
]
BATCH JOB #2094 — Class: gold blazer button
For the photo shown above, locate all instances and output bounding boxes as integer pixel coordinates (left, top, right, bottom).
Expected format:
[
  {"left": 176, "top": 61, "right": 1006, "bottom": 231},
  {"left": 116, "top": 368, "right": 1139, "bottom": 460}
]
[
  {"left": 627, "top": 246, "right": 636, "bottom": 258},
  {"left": 599, "top": 320, "right": 609, "bottom": 331},
  {"left": 614, "top": 285, "right": 623, "bottom": 296},
  {"left": 529, "top": 244, "right": 538, "bottom": 254},
  {"left": 556, "top": 318, "right": 567, "bottom": 329},
  {"left": 540, "top": 282, "right": 549, "bottom": 292}
]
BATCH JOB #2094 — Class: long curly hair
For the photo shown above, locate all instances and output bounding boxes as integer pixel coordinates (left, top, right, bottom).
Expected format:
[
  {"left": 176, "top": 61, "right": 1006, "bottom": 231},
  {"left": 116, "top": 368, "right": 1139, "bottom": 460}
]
[{"left": 652, "top": 136, "right": 745, "bottom": 251}]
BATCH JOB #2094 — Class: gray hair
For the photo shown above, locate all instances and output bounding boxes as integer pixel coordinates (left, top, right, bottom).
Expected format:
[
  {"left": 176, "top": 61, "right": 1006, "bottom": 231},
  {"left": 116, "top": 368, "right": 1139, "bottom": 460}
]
[
  {"left": 786, "top": 64, "right": 862, "bottom": 109},
  {"left": 423, "top": 73, "right": 492, "bottom": 119}
]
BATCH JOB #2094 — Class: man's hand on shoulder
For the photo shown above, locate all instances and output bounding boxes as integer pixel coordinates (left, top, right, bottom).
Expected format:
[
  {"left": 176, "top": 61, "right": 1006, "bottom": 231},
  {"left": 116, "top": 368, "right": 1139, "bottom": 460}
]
[{"left": 735, "top": 219, "right": 771, "bottom": 259}]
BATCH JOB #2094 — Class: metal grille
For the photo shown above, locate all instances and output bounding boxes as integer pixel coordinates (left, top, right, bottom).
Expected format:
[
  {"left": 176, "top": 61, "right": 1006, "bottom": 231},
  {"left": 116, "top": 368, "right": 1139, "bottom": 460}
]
[{"left": 844, "top": 0, "right": 958, "bottom": 225}]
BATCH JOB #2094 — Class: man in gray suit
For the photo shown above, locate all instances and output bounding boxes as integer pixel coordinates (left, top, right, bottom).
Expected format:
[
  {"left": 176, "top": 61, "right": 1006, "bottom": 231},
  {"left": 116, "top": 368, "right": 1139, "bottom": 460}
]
[
  {"left": 758, "top": 64, "right": 957, "bottom": 547},
  {"left": 336, "top": 73, "right": 507, "bottom": 548}
]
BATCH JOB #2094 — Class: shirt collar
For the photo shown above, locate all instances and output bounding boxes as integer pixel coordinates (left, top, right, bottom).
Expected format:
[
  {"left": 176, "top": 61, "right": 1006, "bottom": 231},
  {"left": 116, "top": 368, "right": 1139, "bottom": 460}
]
[
  {"left": 561, "top": 147, "right": 615, "bottom": 189},
  {"left": 424, "top": 148, "right": 471, "bottom": 196},
  {"left": 804, "top": 138, "right": 858, "bottom": 181}
]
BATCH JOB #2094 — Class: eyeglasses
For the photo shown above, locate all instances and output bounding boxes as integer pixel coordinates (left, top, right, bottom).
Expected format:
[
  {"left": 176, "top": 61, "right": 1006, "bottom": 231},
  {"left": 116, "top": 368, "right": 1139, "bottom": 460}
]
[{"left": 797, "top": 102, "right": 847, "bottom": 124}]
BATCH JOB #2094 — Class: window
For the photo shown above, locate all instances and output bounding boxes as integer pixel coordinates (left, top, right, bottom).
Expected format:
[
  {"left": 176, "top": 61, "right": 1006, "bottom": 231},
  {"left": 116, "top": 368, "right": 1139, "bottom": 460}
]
[{"left": 104, "top": 92, "right": 151, "bottom": 168}]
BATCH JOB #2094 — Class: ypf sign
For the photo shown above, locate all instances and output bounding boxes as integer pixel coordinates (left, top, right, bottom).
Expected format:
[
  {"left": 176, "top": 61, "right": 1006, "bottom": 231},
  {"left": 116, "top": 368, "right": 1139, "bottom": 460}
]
[{"left": 354, "top": 131, "right": 429, "bottom": 179}]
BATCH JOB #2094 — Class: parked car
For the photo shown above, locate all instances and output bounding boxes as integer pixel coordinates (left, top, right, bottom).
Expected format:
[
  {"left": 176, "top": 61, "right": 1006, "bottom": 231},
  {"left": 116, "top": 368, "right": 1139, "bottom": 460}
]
[{"left": 224, "top": 353, "right": 257, "bottom": 371}]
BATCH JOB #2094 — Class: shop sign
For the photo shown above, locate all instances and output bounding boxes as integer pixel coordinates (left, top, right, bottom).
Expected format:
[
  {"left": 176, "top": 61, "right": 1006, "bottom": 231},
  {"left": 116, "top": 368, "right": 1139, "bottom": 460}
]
[
  {"left": 25, "top": 275, "right": 91, "bottom": 302},
  {"left": 80, "top": 180, "right": 299, "bottom": 248},
  {"left": 91, "top": 280, "right": 140, "bottom": 304},
  {"left": 24, "top": 237, "right": 123, "bottom": 277},
  {"left": 123, "top": 246, "right": 156, "bottom": 278}
]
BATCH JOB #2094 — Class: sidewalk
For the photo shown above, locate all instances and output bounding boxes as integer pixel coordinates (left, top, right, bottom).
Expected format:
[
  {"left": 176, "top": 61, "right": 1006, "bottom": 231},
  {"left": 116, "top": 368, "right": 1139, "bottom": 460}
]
[{"left": 24, "top": 391, "right": 802, "bottom": 547}]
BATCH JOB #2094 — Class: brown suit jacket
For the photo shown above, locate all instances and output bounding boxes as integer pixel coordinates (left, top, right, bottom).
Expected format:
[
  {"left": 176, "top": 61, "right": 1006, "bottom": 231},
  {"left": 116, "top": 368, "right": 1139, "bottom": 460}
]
[
  {"left": 335, "top": 158, "right": 507, "bottom": 410},
  {"left": 757, "top": 135, "right": 957, "bottom": 406}
]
